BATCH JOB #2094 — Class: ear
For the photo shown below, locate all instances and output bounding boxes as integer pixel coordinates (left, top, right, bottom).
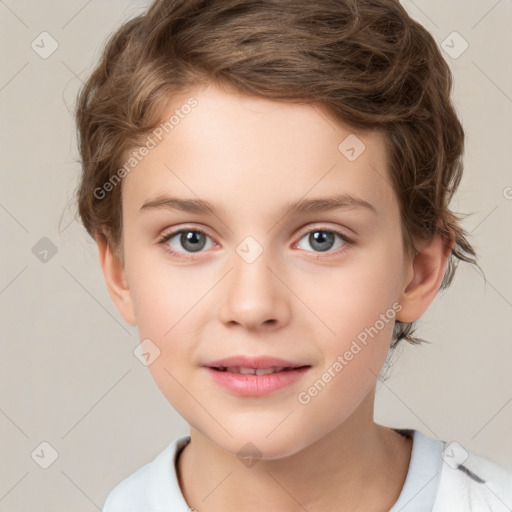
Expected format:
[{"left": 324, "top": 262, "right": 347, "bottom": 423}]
[
  {"left": 96, "top": 234, "right": 136, "bottom": 326},
  {"left": 396, "top": 232, "right": 453, "bottom": 323}
]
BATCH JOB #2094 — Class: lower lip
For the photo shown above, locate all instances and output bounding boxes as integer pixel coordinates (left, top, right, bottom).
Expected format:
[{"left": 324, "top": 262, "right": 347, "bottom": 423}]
[{"left": 205, "top": 367, "right": 311, "bottom": 397}]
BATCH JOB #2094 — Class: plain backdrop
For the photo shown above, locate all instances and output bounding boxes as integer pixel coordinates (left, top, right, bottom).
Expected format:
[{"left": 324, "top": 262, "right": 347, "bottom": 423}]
[{"left": 0, "top": 1, "right": 511, "bottom": 510}]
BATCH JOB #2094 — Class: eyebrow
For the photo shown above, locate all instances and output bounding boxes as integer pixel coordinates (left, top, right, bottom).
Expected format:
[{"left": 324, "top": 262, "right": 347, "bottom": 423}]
[{"left": 139, "top": 193, "right": 377, "bottom": 217}]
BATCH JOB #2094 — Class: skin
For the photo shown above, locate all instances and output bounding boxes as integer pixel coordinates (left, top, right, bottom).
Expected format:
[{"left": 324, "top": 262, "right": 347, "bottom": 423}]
[{"left": 97, "top": 83, "right": 451, "bottom": 512}]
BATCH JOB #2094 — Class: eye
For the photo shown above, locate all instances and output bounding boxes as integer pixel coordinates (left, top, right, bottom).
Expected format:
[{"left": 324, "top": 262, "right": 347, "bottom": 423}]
[
  {"left": 295, "top": 227, "right": 351, "bottom": 254},
  {"left": 158, "top": 225, "right": 353, "bottom": 260},
  {"left": 158, "top": 228, "right": 215, "bottom": 258}
]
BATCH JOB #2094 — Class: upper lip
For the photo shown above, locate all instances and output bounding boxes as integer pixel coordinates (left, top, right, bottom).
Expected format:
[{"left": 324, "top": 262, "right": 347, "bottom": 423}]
[{"left": 203, "top": 355, "right": 309, "bottom": 370}]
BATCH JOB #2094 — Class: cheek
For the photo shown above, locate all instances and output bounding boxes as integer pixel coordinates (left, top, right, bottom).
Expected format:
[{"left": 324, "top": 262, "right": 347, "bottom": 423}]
[
  {"left": 296, "top": 245, "right": 405, "bottom": 392},
  {"left": 124, "top": 247, "right": 213, "bottom": 375},
  {"left": 126, "top": 259, "right": 202, "bottom": 415},
  {"left": 130, "top": 280, "right": 201, "bottom": 377},
  {"left": 291, "top": 256, "right": 402, "bottom": 428},
  {"left": 125, "top": 243, "right": 201, "bottom": 335},
  {"left": 306, "top": 248, "right": 403, "bottom": 335}
]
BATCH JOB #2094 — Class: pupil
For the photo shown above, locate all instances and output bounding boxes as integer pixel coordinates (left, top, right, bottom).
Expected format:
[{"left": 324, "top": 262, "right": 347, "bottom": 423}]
[
  {"left": 178, "top": 231, "right": 335, "bottom": 253},
  {"left": 182, "top": 231, "right": 206, "bottom": 252},
  {"left": 311, "top": 231, "right": 334, "bottom": 252}
]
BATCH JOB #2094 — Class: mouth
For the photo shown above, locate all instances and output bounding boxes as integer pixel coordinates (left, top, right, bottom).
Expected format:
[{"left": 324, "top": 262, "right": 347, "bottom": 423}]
[
  {"left": 203, "top": 355, "right": 309, "bottom": 370},
  {"left": 210, "top": 366, "right": 309, "bottom": 375},
  {"left": 204, "top": 361, "right": 312, "bottom": 397}
]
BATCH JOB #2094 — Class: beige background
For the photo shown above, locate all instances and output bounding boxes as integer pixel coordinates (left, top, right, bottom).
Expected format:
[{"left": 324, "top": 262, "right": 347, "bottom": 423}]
[{"left": 0, "top": 1, "right": 511, "bottom": 510}]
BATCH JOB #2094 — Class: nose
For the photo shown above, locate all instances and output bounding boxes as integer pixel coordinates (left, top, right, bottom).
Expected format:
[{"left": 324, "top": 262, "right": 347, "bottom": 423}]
[{"left": 218, "top": 245, "right": 291, "bottom": 331}]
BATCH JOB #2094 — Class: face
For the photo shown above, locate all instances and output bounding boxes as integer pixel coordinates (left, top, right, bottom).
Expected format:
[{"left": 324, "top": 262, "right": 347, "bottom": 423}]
[{"left": 115, "top": 83, "right": 413, "bottom": 458}]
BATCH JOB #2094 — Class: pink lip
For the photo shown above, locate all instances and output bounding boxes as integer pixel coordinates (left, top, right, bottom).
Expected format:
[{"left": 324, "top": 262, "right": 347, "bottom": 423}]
[
  {"left": 203, "top": 355, "right": 307, "bottom": 369},
  {"left": 203, "top": 355, "right": 311, "bottom": 397}
]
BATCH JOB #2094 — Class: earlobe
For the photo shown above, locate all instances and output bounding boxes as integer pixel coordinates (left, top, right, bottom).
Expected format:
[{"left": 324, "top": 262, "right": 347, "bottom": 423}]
[
  {"left": 96, "top": 234, "right": 137, "bottom": 326},
  {"left": 396, "top": 233, "right": 453, "bottom": 323}
]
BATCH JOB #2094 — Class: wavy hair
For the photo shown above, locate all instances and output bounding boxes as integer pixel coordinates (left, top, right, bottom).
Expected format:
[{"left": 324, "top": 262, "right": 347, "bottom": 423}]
[{"left": 74, "top": 0, "right": 478, "bottom": 348}]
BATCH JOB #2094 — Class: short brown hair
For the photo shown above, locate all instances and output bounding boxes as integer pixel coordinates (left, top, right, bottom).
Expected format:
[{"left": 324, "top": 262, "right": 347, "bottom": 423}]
[{"left": 74, "top": 0, "right": 477, "bottom": 348}]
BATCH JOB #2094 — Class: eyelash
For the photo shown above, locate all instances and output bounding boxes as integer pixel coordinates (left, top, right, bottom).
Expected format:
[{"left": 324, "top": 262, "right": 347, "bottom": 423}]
[{"left": 157, "top": 226, "right": 354, "bottom": 260}]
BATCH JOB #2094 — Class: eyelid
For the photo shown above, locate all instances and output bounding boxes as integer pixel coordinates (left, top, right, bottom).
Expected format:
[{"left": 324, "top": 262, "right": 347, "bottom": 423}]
[
  {"left": 157, "top": 223, "right": 355, "bottom": 261},
  {"left": 158, "top": 223, "right": 352, "bottom": 243},
  {"left": 158, "top": 224, "right": 214, "bottom": 246},
  {"left": 157, "top": 225, "right": 216, "bottom": 261},
  {"left": 294, "top": 222, "right": 354, "bottom": 242}
]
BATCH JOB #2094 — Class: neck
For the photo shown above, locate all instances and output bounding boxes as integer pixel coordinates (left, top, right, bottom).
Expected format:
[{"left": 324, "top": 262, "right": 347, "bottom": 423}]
[{"left": 177, "top": 392, "right": 413, "bottom": 512}]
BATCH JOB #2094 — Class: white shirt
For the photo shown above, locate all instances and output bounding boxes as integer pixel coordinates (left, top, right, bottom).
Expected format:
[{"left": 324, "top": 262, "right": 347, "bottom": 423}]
[{"left": 102, "top": 429, "right": 512, "bottom": 512}]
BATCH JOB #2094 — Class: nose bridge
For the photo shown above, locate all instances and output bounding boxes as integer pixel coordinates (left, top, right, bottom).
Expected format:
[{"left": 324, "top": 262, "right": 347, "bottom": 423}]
[
  {"left": 218, "top": 233, "right": 288, "bottom": 328},
  {"left": 231, "top": 233, "right": 276, "bottom": 300}
]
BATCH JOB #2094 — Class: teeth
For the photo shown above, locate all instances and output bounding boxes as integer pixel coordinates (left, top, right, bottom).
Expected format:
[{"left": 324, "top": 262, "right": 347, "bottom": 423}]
[
  {"left": 223, "top": 366, "right": 288, "bottom": 375},
  {"left": 237, "top": 367, "right": 255, "bottom": 375},
  {"left": 256, "top": 367, "right": 285, "bottom": 375}
]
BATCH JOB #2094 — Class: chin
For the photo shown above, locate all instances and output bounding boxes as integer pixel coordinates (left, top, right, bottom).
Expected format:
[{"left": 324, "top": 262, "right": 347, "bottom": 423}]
[{"left": 208, "top": 424, "right": 317, "bottom": 462}]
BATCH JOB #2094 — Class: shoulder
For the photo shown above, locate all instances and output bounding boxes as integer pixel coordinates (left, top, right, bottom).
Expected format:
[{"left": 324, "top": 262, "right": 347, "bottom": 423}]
[
  {"left": 433, "top": 435, "right": 512, "bottom": 512},
  {"left": 391, "top": 428, "right": 512, "bottom": 512},
  {"left": 102, "top": 435, "right": 191, "bottom": 512}
]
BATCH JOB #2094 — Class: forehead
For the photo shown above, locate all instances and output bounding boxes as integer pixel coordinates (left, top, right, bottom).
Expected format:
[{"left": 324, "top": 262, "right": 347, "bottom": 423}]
[{"left": 122, "top": 83, "right": 396, "bottom": 220}]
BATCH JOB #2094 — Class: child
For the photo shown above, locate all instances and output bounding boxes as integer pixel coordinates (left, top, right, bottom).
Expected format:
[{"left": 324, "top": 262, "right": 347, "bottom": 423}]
[{"left": 74, "top": 0, "right": 512, "bottom": 510}]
